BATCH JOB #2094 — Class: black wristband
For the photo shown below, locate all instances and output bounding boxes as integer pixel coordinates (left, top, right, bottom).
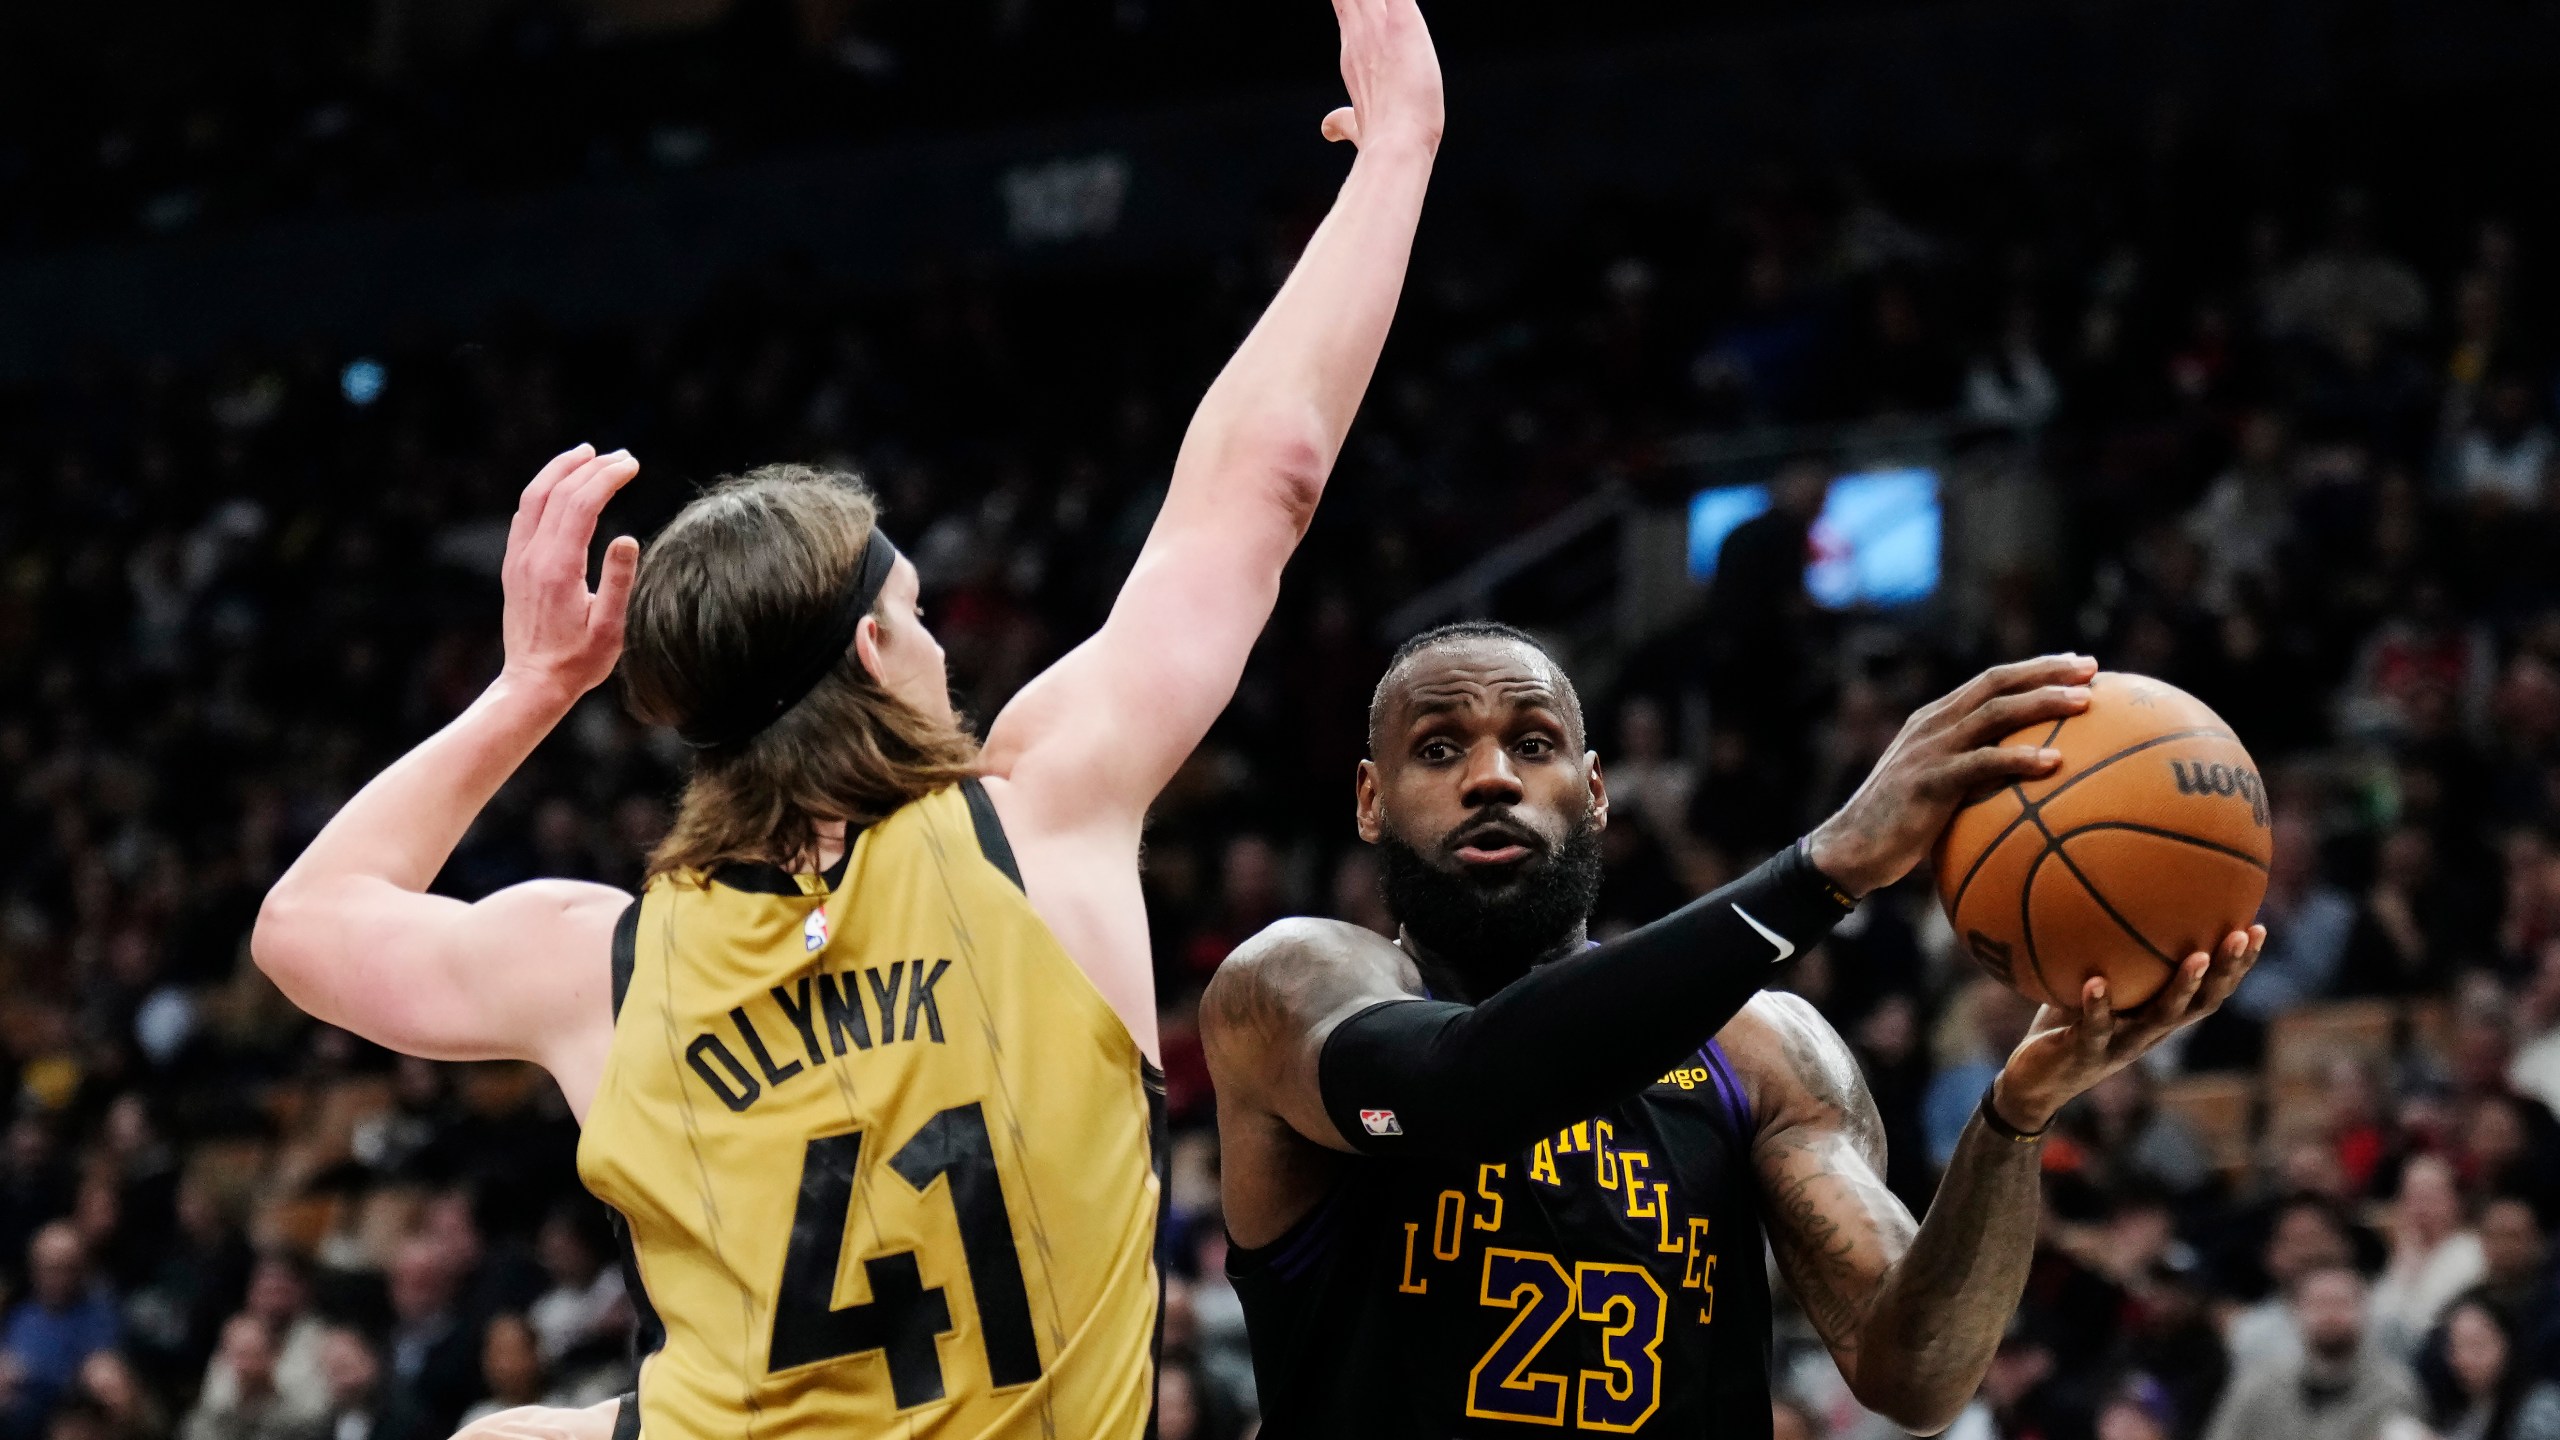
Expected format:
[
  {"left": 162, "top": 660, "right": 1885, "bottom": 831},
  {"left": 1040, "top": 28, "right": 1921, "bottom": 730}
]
[{"left": 1978, "top": 1085, "right": 2048, "bottom": 1144}]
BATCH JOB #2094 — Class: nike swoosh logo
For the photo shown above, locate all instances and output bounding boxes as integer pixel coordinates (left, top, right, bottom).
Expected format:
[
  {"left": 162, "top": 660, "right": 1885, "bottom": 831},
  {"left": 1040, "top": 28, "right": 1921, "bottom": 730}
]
[{"left": 1733, "top": 904, "right": 1795, "bottom": 963}]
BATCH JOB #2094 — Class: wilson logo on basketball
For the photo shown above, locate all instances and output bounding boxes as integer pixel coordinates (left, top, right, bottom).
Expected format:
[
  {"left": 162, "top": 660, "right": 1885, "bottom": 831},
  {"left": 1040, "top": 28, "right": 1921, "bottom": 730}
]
[{"left": 2165, "top": 759, "right": 2269, "bottom": 826}]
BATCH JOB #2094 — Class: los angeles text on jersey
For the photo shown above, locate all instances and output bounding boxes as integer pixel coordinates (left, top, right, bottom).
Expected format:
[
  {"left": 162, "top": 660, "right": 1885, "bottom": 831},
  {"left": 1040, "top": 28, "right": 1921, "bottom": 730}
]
[{"left": 683, "top": 958, "right": 954, "bottom": 1112}]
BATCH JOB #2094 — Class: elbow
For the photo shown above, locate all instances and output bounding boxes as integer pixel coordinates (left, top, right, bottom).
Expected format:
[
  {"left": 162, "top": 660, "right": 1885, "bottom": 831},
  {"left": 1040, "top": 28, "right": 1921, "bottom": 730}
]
[{"left": 248, "top": 881, "right": 315, "bottom": 989}]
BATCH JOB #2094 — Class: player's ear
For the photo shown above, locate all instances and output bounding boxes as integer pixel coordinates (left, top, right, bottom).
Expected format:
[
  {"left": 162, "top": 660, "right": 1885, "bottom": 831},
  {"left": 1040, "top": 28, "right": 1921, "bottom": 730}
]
[
  {"left": 1354, "top": 759, "right": 1385, "bottom": 844},
  {"left": 1585, "top": 752, "right": 1610, "bottom": 832},
  {"left": 852, "top": 614, "right": 888, "bottom": 687}
]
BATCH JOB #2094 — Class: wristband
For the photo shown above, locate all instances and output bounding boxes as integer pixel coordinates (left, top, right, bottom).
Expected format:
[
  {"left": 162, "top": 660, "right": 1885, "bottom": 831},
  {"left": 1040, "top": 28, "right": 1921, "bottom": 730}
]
[
  {"left": 1979, "top": 1085, "right": 2048, "bottom": 1144},
  {"left": 1793, "top": 837, "right": 1861, "bottom": 913}
]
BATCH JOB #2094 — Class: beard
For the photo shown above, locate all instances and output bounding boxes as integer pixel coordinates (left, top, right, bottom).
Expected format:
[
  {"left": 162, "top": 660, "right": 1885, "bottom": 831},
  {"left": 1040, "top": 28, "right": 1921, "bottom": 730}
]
[{"left": 1377, "top": 806, "right": 1604, "bottom": 999}]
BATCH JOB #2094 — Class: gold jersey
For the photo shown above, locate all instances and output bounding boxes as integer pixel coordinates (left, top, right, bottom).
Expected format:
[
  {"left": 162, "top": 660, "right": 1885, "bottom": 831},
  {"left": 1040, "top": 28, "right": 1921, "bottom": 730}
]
[{"left": 578, "top": 780, "right": 1162, "bottom": 1440}]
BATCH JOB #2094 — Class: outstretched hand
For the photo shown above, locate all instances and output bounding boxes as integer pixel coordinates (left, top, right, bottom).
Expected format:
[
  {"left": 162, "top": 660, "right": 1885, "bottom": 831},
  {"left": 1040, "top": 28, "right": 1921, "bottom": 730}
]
[
  {"left": 1993, "top": 925, "right": 2267, "bottom": 1132},
  {"left": 1806, "top": 654, "right": 2100, "bottom": 897},
  {"left": 1319, "top": 0, "right": 1444, "bottom": 153},
  {"left": 498, "top": 444, "right": 641, "bottom": 707}
]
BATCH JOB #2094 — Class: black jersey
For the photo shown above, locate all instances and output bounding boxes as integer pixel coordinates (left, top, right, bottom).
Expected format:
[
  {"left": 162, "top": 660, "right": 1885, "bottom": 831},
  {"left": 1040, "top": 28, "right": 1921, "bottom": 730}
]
[{"left": 1231, "top": 1039, "right": 1772, "bottom": 1438}]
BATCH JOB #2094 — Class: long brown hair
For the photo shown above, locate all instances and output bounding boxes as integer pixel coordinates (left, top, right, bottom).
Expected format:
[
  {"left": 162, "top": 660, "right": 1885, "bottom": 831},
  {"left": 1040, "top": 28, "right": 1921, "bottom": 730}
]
[{"left": 621, "top": 465, "right": 980, "bottom": 880}]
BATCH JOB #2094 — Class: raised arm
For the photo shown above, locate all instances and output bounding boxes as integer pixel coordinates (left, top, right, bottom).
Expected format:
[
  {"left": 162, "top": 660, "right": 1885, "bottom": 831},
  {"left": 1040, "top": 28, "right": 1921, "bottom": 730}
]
[
  {"left": 1738, "top": 928, "right": 2263, "bottom": 1435},
  {"left": 979, "top": 0, "right": 1443, "bottom": 831},
  {"left": 251, "top": 447, "right": 640, "bottom": 1094}
]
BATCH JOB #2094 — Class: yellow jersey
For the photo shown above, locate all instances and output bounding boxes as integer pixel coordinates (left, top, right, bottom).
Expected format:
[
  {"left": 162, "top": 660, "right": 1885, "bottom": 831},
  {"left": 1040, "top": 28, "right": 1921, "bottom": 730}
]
[{"left": 578, "top": 780, "right": 1162, "bottom": 1439}]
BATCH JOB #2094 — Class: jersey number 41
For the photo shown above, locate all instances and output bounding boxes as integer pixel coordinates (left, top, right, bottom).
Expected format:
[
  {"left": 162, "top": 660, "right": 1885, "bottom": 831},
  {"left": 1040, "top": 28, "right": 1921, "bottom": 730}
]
[{"left": 770, "top": 1102, "right": 1042, "bottom": 1409}]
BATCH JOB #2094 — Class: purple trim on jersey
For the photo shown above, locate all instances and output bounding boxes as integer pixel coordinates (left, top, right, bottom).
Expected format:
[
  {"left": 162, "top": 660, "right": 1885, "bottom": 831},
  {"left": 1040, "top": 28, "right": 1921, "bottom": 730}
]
[
  {"left": 1259, "top": 1188, "right": 1347, "bottom": 1283},
  {"left": 1703, "top": 1039, "right": 1755, "bottom": 1139}
]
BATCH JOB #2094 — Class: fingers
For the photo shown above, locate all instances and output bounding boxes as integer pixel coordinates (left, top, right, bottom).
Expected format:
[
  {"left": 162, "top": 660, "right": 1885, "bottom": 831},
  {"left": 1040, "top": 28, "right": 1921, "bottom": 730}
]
[
  {"left": 532, "top": 450, "right": 640, "bottom": 575},
  {"left": 2139, "top": 951, "right": 2211, "bottom": 1030},
  {"left": 1935, "top": 743, "right": 2065, "bottom": 797},
  {"left": 2073, "top": 977, "right": 2117, "bottom": 1065},
  {"left": 592, "top": 535, "right": 640, "bottom": 643},
  {"left": 1946, "top": 653, "right": 2100, "bottom": 718},
  {"left": 508, "top": 445, "right": 596, "bottom": 559},
  {"left": 2185, "top": 927, "right": 2262, "bottom": 1016},
  {"left": 1321, "top": 106, "right": 1360, "bottom": 145},
  {"left": 1953, "top": 684, "right": 2093, "bottom": 747}
]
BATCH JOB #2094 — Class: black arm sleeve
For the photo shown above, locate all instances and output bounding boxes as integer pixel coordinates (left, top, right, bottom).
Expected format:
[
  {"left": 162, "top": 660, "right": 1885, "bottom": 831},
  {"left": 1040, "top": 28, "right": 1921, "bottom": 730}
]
[{"left": 1317, "top": 841, "right": 1856, "bottom": 1158}]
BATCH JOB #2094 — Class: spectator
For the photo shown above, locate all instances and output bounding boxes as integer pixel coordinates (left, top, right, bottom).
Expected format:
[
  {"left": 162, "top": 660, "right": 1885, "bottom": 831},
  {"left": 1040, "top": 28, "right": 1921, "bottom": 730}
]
[
  {"left": 177, "top": 1319, "right": 308, "bottom": 1440},
  {"left": 2448, "top": 377, "right": 2555, "bottom": 512},
  {"left": 2096, "top": 1376, "right": 2182, "bottom": 1440},
  {"left": 1963, "top": 300, "right": 2061, "bottom": 430},
  {"left": 2429, "top": 1296, "right": 2560, "bottom": 1440},
  {"left": 380, "top": 1241, "right": 477, "bottom": 1440},
  {"left": 2265, "top": 192, "right": 2431, "bottom": 352},
  {"left": 1603, "top": 696, "right": 1696, "bottom": 855},
  {"left": 1920, "top": 980, "right": 2031, "bottom": 1168},
  {"left": 524, "top": 1213, "right": 624, "bottom": 1402},
  {"left": 1, "top": 1226, "right": 123, "bottom": 1438},
  {"left": 72, "top": 1353, "right": 166, "bottom": 1440},
  {"left": 2225, "top": 812, "right": 2358, "bottom": 1025},
  {"left": 309, "top": 1329, "right": 388, "bottom": 1440},
  {"left": 2227, "top": 1195, "right": 2361, "bottom": 1377},
  {"left": 2475, "top": 1196, "right": 2560, "bottom": 1375},
  {"left": 0, "top": 1125, "right": 74, "bottom": 1295},
  {"left": 2371, "top": 1155, "right": 2489, "bottom": 1359},
  {"left": 2077, "top": 1067, "right": 2217, "bottom": 1199},
  {"left": 450, "top": 1320, "right": 549, "bottom": 1430},
  {"left": 2341, "top": 826, "right": 2472, "bottom": 997},
  {"left": 2201, "top": 1265, "right": 2421, "bottom": 1440},
  {"left": 2511, "top": 945, "right": 2560, "bottom": 1115},
  {"left": 2184, "top": 412, "right": 2295, "bottom": 617},
  {"left": 193, "top": 1261, "right": 323, "bottom": 1425}
]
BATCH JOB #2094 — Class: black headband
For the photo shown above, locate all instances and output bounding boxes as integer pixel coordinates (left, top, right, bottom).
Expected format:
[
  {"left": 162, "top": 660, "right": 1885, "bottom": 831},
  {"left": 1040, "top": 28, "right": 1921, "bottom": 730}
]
[{"left": 676, "top": 528, "right": 901, "bottom": 753}]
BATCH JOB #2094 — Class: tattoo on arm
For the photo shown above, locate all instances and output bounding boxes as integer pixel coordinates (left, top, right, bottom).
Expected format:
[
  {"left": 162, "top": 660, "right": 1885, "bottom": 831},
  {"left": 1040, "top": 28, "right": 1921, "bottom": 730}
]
[
  {"left": 1751, "top": 997, "right": 2044, "bottom": 1432},
  {"left": 1760, "top": 1015, "right": 1895, "bottom": 1363}
]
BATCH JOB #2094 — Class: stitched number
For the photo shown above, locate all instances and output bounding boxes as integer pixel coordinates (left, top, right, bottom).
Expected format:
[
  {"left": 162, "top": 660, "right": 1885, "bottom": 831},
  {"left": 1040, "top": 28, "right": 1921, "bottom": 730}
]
[
  {"left": 1466, "top": 1250, "right": 1573, "bottom": 1426},
  {"left": 1574, "top": 1263, "right": 1668, "bottom": 1432},
  {"left": 885, "top": 1103, "right": 1042, "bottom": 1388},
  {"left": 769, "top": 1103, "right": 1042, "bottom": 1409}
]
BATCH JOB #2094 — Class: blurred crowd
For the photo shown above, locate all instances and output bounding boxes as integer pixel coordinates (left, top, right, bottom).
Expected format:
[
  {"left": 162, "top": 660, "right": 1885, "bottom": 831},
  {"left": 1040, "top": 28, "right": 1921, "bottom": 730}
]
[
  {"left": 0, "top": 0, "right": 1827, "bottom": 256},
  {"left": 1, "top": 43, "right": 2559, "bottom": 1440}
]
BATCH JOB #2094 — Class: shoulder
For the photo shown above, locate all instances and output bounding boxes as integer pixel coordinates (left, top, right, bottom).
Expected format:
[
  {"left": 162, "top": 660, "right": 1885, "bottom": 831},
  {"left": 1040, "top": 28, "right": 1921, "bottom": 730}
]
[
  {"left": 1200, "top": 920, "right": 1423, "bottom": 1099},
  {"left": 1205, "top": 919, "right": 1416, "bottom": 1037},
  {"left": 1717, "top": 992, "right": 1861, "bottom": 1097},
  {"left": 480, "top": 879, "right": 633, "bottom": 950},
  {"left": 1717, "top": 991, "right": 1879, "bottom": 1151}
]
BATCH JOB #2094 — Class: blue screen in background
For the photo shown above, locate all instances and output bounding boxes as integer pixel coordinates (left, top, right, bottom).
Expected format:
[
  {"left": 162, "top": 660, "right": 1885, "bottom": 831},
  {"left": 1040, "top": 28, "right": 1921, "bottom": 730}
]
[{"left": 1685, "top": 466, "right": 1941, "bottom": 609}]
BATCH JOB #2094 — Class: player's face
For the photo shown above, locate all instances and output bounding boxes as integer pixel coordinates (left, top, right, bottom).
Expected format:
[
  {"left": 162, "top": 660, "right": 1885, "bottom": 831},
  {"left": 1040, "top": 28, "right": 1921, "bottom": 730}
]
[
  {"left": 1356, "top": 640, "right": 1610, "bottom": 982},
  {"left": 860, "top": 556, "right": 956, "bottom": 726},
  {"left": 1359, "top": 641, "right": 1605, "bottom": 862}
]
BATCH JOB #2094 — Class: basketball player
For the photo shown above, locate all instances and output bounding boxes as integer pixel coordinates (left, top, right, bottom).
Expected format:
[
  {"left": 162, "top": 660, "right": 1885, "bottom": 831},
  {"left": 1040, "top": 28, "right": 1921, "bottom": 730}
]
[
  {"left": 1204, "top": 624, "right": 2266, "bottom": 1437},
  {"left": 248, "top": 3, "right": 1445, "bottom": 1436}
]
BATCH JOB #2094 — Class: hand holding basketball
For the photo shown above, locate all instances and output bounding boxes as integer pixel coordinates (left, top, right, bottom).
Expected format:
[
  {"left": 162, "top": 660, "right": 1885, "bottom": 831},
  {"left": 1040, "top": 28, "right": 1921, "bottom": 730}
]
[
  {"left": 1805, "top": 654, "right": 2100, "bottom": 897},
  {"left": 1990, "top": 924, "right": 2265, "bottom": 1132},
  {"left": 1321, "top": 0, "right": 1444, "bottom": 153},
  {"left": 498, "top": 444, "right": 642, "bottom": 707}
]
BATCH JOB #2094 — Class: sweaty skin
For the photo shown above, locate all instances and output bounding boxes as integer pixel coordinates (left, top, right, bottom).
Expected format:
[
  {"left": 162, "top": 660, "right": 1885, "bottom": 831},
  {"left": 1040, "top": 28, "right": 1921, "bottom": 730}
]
[
  {"left": 1203, "top": 639, "right": 2263, "bottom": 1434},
  {"left": 247, "top": 0, "right": 1449, "bottom": 1127}
]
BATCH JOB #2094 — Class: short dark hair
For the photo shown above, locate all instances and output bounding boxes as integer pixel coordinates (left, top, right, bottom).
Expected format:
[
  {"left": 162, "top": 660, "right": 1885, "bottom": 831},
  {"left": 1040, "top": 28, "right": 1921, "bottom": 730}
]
[{"left": 1366, "top": 621, "right": 1584, "bottom": 756}]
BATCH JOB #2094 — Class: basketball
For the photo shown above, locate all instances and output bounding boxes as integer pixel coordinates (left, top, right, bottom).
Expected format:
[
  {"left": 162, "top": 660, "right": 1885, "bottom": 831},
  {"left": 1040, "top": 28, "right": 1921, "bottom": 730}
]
[{"left": 1931, "top": 672, "right": 2271, "bottom": 1011}]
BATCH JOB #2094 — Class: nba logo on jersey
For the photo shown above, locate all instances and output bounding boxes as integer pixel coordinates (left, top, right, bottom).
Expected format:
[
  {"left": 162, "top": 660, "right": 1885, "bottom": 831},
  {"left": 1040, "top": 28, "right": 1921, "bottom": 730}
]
[
  {"left": 802, "top": 908, "right": 830, "bottom": 953},
  {"left": 1358, "top": 1109, "right": 1401, "bottom": 1137}
]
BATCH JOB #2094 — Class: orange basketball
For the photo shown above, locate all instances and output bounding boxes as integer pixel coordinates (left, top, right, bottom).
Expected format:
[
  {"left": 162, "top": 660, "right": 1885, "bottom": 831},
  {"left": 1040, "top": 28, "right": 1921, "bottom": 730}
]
[{"left": 1931, "top": 672, "right": 2271, "bottom": 1011}]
